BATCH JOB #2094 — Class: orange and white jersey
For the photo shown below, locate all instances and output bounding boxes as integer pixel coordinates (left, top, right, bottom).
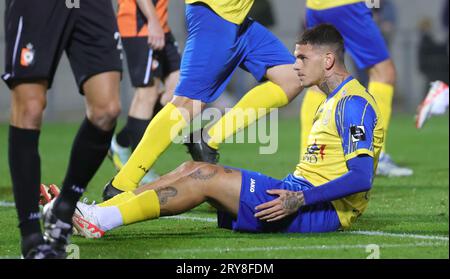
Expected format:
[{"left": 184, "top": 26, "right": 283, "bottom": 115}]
[{"left": 117, "top": 0, "right": 170, "bottom": 38}]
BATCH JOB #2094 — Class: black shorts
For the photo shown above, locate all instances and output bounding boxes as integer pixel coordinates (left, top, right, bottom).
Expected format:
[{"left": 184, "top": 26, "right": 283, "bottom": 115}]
[
  {"left": 2, "top": 0, "right": 123, "bottom": 94},
  {"left": 122, "top": 32, "right": 181, "bottom": 88}
]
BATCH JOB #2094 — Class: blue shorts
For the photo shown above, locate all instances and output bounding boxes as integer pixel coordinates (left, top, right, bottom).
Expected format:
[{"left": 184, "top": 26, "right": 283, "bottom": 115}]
[
  {"left": 217, "top": 170, "right": 341, "bottom": 233},
  {"left": 306, "top": 3, "right": 390, "bottom": 69},
  {"left": 175, "top": 3, "right": 295, "bottom": 103}
]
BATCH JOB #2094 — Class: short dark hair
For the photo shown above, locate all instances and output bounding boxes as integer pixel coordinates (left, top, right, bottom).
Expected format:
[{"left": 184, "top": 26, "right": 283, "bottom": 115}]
[{"left": 298, "top": 24, "right": 345, "bottom": 63}]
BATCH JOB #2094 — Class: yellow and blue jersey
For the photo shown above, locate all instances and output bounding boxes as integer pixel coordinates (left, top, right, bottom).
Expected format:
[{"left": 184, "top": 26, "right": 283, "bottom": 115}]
[
  {"left": 306, "top": 0, "right": 364, "bottom": 10},
  {"left": 294, "top": 77, "right": 384, "bottom": 228},
  {"left": 185, "top": 0, "right": 254, "bottom": 24}
]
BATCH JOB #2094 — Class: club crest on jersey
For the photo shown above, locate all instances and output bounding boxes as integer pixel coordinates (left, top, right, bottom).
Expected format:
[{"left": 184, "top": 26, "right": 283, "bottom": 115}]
[
  {"left": 20, "top": 43, "right": 35, "bottom": 67},
  {"left": 350, "top": 125, "right": 366, "bottom": 142}
]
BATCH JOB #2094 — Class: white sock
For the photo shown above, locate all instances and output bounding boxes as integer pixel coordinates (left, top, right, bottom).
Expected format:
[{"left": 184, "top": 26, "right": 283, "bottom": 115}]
[{"left": 96, "top": 206, "right": 124, "bottom": 231}]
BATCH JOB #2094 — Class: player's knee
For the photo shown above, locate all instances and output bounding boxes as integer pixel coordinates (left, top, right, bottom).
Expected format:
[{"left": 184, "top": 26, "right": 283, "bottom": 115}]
[
  {"left": 284, "top": 83, "right": 304, "bottom": 103},
  {"left": 179, "top": 161, "right": 198, "bottom": 170},
  {"left": 178, "top": 161, "right": 206, "bottom": 174},
  {"left": 12, "top": 98, "right": 46, "bottom": 128},
  {"left": 370, "top": 60, "right": 397, "bottom": 85},
  {"left": 270, "top": 70, "right": 303, "bottom": 103},
  {"left": 88, "top": 102, "right": 121, "bottom": 129}
]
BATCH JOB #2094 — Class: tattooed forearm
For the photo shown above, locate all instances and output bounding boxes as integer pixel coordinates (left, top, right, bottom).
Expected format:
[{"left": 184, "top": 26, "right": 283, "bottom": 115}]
[
  {"left": 281, "top": 192, "right": 304, "bottom": 212},
  {"left": 156, "top": 186, "right": 178, "bottom": 205},
  {"left": 189, "top": 168, "right": 218, "bottom": 180}
]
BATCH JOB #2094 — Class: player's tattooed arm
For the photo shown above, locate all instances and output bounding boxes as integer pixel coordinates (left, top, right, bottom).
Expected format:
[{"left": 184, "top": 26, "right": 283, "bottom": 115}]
[{"left": 254, "top": 190, "right": 305, "bottom": 222}]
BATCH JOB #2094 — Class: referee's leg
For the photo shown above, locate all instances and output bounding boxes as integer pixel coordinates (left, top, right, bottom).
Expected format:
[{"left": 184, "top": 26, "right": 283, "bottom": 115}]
[
  {"left": 9, "top": 81, "right": 48, "bottom": 256},
  {"left": 54, "top": 72, "right": 121, "bottom": 224}
]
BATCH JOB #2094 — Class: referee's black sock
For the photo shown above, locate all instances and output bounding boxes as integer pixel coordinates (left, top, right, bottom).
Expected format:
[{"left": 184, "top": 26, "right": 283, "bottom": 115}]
[
  {"left": 116, "top": 122, "right": 131, "bottom": 148},
  {"left": 9, "top": 126, "right": 44, "bottom": 255},
  {"left": 128, "top": 97, "right": 164, "bottom": 151},
  {"left": 55, "top": 117, "right": 115, "bottom": 223},
  {"left": 127, "top": 116, "right": 151, "bottom": 151}
]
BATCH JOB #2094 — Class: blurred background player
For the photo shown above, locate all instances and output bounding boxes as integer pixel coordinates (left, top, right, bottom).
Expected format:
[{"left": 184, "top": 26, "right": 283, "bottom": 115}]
[
  {"left": 299, "top": 0, "right": 413, "bottom": 177},
  {"left": 67, "top": 24, "right": 384, "bottom": 238},
  {"left": 2, "top": 0, "right": 122, "bottom": 258},
  {"left": 416, "top": 81, "right": 449, "bottom": 129},
  {"left": 110, "top": 0, "right": 181, "bottom": 184},
  {"left": 102, "top": 0, "right": 303, "bottom": 201}
]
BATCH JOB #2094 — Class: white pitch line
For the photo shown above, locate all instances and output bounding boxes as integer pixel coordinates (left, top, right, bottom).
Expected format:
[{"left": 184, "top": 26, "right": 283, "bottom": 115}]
[
  {"left": 0, "top": 201, "right": 15, "bottom": 207},
  {"left": 349, "top": 231, "right": 449, "bottom": 241},
  {"left": 165, "top": 215, "right": 449, "bottom": 242},
  {"left": 165, "top": 215, "right": 217, "bottom": 223},
  {"left": 164, "top": 242, "right": 447, "bottom": 254}
]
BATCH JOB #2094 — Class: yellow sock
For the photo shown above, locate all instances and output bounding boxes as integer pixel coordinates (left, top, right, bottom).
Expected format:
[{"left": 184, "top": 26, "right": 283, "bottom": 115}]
[
  {"left": 368, "top": 82, "right": 394, "bottom": 153},
  {"left": 113, "top": 103, "right": 187, "bottom": 191},
  {"left": 207, "top": 82, "right": 289, "bottom": 150},
  {"left": 98, "top": 191, "right": 136, "bottom": 207},
  {"left": 117, "top": 190, "right": 160, "bottom": 225},
  {"left": 299, "top": 88, "right": 326, "bottom": 158}
]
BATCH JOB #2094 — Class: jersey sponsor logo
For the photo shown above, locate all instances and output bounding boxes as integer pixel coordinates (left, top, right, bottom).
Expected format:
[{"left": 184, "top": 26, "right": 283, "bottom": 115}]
[
  {"left": 250, "top": 178, "right": 256, "bottom": 193},
  {"left": 20, "top": 43, "right": 35, "bottom": 67},
  {"left": 350, "top": 125, "right": 366, "bottom": 142},
  {"left": 303, "top": 140, "right": 326, "bottom": 164}
]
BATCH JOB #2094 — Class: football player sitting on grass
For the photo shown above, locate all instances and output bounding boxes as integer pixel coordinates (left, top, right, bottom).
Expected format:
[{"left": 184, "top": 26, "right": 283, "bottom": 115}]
[{"left": 43, "top": 25, "right": 384, "bottom": 238}]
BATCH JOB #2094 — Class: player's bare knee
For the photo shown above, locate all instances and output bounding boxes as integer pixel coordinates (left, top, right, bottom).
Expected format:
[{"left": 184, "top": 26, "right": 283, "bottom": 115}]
[
  {"left": 11, "top": 97, "right": 46, "bottom": 128},
  {"left": 88, "top": 103, "right": 121, "bottom": 130},
  {"left": 177, "top": 161, "right": 204, "bottom": 176},
  {"left": 283, "top": 83, "right": 303, "bottom": 103},
  {"left": 193, "top": 164, "right": 222, "bottom": 194},
  {"left": 268, "top": 66, "right": 303, "bottom": 103},
  {"left": 179, "top": 161, "right": 198, "bottom": 171},
  {"left": 369, "top": 60, "right": 397, "bottom": 85},
  {"left": 196, "top": 164, "right": 221, "bottom": 183}
]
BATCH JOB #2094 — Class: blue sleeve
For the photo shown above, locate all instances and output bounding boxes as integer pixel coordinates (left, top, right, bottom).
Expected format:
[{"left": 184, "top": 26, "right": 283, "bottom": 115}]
[
  {"left": 303, "top": 155, "right": 374, "bottom": 206},
  {"left": 335, "top": 95, "right": 378, "bottom": 160}
]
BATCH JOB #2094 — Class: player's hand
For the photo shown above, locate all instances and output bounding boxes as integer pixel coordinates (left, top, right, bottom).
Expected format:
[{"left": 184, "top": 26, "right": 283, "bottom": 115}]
[
  {"left": 147, "top": 21, "right": 165, "bottom": 50},
  {"left": 254, "top": 190, "right": 305, "bottom": 222}
]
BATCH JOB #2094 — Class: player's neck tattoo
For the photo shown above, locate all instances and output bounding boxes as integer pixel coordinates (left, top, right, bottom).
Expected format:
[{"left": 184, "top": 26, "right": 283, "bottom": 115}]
[{"left": 319, "top": 72, "right": 350, "bottom": 96}]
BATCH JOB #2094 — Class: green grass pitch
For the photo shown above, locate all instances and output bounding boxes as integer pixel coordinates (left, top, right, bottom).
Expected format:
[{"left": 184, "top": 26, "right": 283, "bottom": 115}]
[{"left": 0, "top": 115, "right": 448, "bottom": 259}]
